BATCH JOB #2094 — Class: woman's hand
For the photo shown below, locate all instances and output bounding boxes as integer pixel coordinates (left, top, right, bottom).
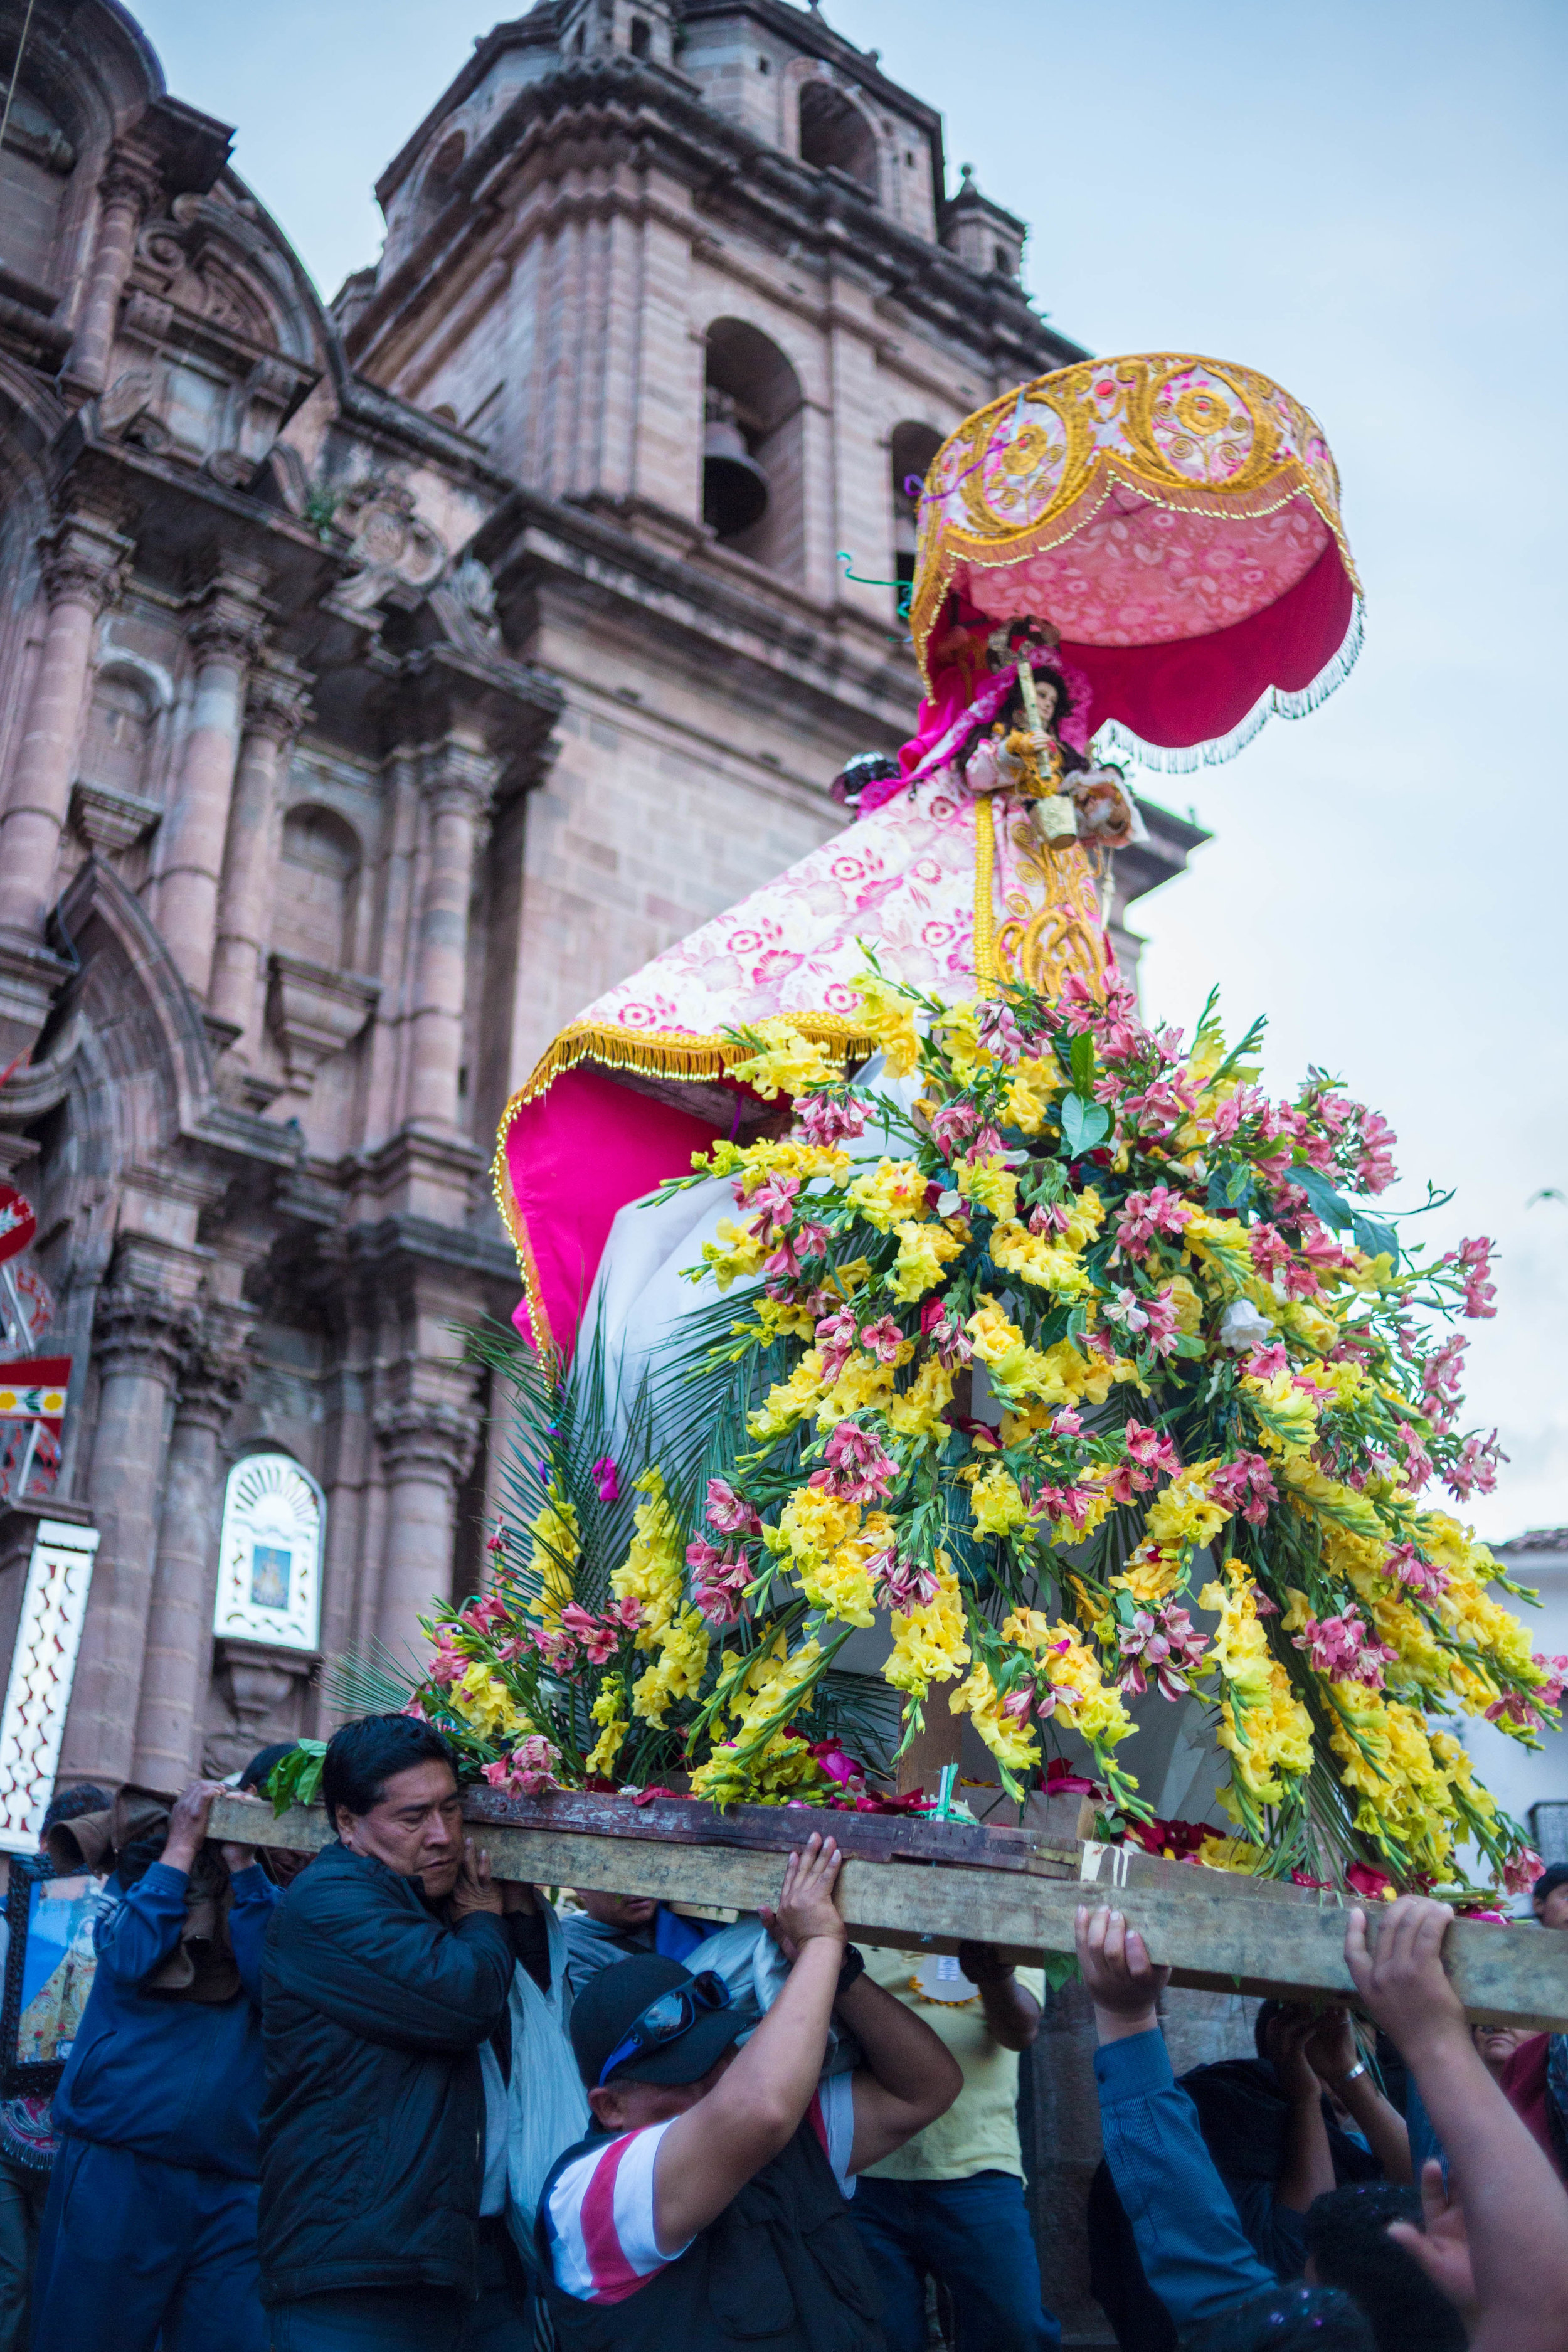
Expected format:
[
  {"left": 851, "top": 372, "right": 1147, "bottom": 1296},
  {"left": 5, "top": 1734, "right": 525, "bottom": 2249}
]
[
  {"left": 760, "top": 1833, "right": 845, "bottom": 1962},
  {"left": 448, "top": 1837, "right": 503, "bottom": 1920}
]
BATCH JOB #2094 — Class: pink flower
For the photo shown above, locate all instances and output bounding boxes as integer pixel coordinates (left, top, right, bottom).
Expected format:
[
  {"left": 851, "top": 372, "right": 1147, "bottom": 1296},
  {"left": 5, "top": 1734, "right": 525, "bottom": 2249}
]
[
  {"left": 483, "top": 1735, "right": 561, "bottom": 1798},
  {"left": 1033, "top": 1483, "right": 1096, "bottom": 1529},
  {"left": 428, "top": 1634, "right": 469, "bottom": 1688},
  {"left": 1208, "top": 1453, "right": 1278, "bottom": 1526},
  {"left": 859, "top": 1315, "right": 906, "bottom": 1364},
  {"left": 965, "top": 1125, "right": 1006, "bottom": 1163},
  {"left": 706, "top": 1478, "right": 762, "bottom": 1537},
  {"left": 692, "top": 1551, "right": 753, "bottom": 1628},
  {"left": 813, "top": 1305, "right": 858, "bottom": 1383},
  {"left": 1394, "top": 1422, "right": 1434, "bottom": 1494},
  {"left": 872, "top": 1554, "right": 940, "bottom": 1613},
  {"left": 1210, "top": 1084, "right": 1268, "bottom": 1142},
  {"left": 1103, "top": 1286, "right": 1151, "bottom": 1335},
  {"left": 808, "top": 1739, "right": 866, "bottom": 1791},
  {"left": 1244, "top": 1342, "right": 1290, "bottom": 1380},
  {"left": 609, "top": 1597, "right": 645, "bottom": 1632},
  {"left": 1029, "top": 1200, "right": 1070, "bottom": 1237},
  {"left": 1051, "top": 1407, "right": 1084, "bottom": 1436},
  {"left": 558, "top": 1602, "right": 620, "bottom": 1664},
  {"left": 976, "top": 999, "right": 1024, "bottom": 1063},
  {"left": 1117, "top": 1604, "right": 1208, "bottom": 1700},
  {"left": 1446, "top": 1430, "right": 1504, "bottom": 1502},
  {"left": 1447, "top": 1235, "right": 1497, "bottom": 1320},
  {"left": 686, "top": 1539, "right": 723, "bottom": 1576},
  {"left": 810, "top": 1420, "right": 898, "bottom": 1503},
  {"left": 1125, "top": 1420, "right": 1181, "bottom": 1475},
  {"left": 1384, "top": 1542, "right": 1448, "bottom": 1601},
  {"left": 1485, "top": 1691, "right": 1547, "bottom": 1732},
  {"left": 1300, "top": 1223, "right": 1355, "bottom": 1273},
  {"left": 743, "top": 1173, "right": 801, "bottom": 1240},
  {"left": 1248, "top": 1223, "right": 1293, "bottom": 1277},
  {"left": 1532, "top": 1655, "right": 1568, "bottom": 1709},
  {"left": 1419, "top": 1334, "right": 1468, "bottom": 1436},
  {"left": 797, "top": 1094, "right": 866, "bottom": 1147},
  {"left": 1293, "top": 1607, "right": 1396, "bottom": 1689},
  {"left": 794, "top": 1220, "right": 830, "bottom": 1261},
  {"left": 461, "top": 1594, "right": 509, "bottom": 1634},
  {"left": 485, "top": 1525, "right": 507, "bottom": 1557},
  {"left": 1503, "top": 1848, "right": 1547, "bottom": 1895},
  {"left": 929, "top": 1099, "right": 980, "bottom": 1150},
  {"left": 1142, "top": 1286, "right": 1180, "bottom": 1356},
  {"left": 919, "top": 1300, "right": 973, "bottom": 1366},
  {"left": 1356, "top": 1110, "right": 1398, "bottom": 1194},
  {"left": 590, "top": 1454, "right": 621, "bottom": 1503},
  {"left": 1116, "top": 1185, "right": 1194, "bottom": 1259}
]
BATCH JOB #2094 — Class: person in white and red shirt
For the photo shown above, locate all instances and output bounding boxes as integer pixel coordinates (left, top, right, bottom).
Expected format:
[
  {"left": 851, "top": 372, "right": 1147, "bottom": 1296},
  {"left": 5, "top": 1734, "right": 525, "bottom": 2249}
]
[{"left": 536, "top": 1833, "right": 961, "bottom": 2352}]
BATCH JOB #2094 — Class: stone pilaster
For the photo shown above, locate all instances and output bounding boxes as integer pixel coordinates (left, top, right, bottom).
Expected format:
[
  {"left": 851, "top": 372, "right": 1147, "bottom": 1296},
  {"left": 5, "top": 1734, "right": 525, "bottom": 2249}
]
[
  {"left": 58, "top": 1268, "right": 193, "bottom": 1788},
  {"left": 130, "top": 1316, "right": 252, "bottom": 1789},
  {"left": 372, "top": 1394, "right": 479, "bottom": 1657},
  {"left": 407, "top": 738, "right": 497, "bottom": 1130},
  {"left": 157, "top": 567, "right": 270, "bottom": 999},
  {"left": 208, "top": 656, "right": 313, "bottom": 1055},
  {"left": 0, "top": 516, "right": 132, "bottom": 948},
  {"left": 66, "top": 145, "right": 165, "bottom": 395}
]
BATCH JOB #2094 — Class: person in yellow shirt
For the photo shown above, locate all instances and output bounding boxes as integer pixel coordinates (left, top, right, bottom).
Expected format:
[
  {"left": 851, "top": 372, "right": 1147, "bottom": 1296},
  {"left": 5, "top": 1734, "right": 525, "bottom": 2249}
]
[{"left": 851, "top": 1940, "right": 1059, "bottom": 2351}]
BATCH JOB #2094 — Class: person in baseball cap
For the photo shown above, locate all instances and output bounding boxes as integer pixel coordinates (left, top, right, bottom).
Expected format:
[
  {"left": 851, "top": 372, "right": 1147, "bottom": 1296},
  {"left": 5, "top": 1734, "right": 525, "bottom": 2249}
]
[{"left": 536, "top": 1833, "right": 961, "bottom": 2349}]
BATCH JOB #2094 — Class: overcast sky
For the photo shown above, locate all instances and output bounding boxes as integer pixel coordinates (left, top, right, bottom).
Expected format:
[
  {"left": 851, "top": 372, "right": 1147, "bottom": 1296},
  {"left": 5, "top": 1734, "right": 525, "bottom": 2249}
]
[{"left": 132, "top": 0, "right": 1568, "bottom": 1548}]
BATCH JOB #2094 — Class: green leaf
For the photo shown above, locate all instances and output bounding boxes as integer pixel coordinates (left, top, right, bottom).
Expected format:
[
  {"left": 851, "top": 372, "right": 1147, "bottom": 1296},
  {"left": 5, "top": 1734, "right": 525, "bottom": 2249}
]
[
  {"left": 1294, "top": 1164, "right": 1354, "bottom": 1232},
  {"left": 1069, "top": 1032, "right": 1097, "bottom": 1096},
  {"left": 1061, "top": 1094, "right": 1110, "bottom": 1157},
  {"left": 1352, "top": 1213, "right": 1400, "bottom": 1268}
]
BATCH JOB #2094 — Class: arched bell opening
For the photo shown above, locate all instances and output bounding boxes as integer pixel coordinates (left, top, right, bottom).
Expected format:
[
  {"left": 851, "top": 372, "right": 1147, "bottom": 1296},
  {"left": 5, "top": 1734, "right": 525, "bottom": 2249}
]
[
  {"left": 889, "top": 420, "right": 943, "bottom": 617},
  {"left": 798, "top": 82, "right": 879, "bottom": 198},
  {"left": 701, "top": 319, "right": 806, "bottom": 583}
]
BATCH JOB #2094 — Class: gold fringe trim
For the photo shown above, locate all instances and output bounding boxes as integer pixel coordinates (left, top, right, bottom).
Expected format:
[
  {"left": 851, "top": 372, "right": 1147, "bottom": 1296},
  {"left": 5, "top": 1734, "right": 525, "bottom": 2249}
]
[
  {"left": 972, "top": 798, "right": 997, "bottom": 990},
  {"left": 490, "top": 1013, "right": 878, "bottom": 1346}
]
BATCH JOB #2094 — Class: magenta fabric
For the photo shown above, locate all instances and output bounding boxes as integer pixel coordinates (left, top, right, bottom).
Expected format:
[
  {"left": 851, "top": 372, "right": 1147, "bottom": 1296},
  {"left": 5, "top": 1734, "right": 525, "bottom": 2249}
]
[{"left": 504, "top": 1067, "right": 728, "bottom": 1352}]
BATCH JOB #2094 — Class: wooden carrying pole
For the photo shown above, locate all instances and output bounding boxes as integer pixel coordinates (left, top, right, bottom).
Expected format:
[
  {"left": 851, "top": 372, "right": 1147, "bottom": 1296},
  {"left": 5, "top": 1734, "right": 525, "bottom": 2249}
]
[{"left": 209, "top": 1791, "right": 1568, "bottom": 2032}]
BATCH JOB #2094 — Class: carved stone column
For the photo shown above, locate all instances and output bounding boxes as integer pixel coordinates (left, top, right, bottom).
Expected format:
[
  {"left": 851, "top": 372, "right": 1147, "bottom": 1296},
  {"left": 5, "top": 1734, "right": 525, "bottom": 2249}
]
[
  {"left": 130, "top": 1320, "right": 250, "bottom": 1789},
  {"left": 58, "top": 1271, "right": 191, "bottom": 1787},
  {"left": 66, "top": 146, "right": 164, "bottom": 395},
  {"left": 0, "top": 516, "right": 132, "bottom": 941},
  {"left": 373, "top": 1397, "right": 478, "bottom": 1657},
  {"left": 208, "top": 657, "right": 312, "bottom": 1054},
  {"left": 157, "top": 567, "right": 270, "bottom": 999},
  {"left": 408, "top": 739, "right": 497, "bottom": 1130}
]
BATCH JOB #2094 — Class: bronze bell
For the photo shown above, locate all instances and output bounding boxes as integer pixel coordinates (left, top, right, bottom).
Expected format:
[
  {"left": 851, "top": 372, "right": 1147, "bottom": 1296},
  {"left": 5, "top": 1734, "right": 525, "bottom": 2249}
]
[{"left": 702, "top": 389, "right": 770, "bottom": 538}]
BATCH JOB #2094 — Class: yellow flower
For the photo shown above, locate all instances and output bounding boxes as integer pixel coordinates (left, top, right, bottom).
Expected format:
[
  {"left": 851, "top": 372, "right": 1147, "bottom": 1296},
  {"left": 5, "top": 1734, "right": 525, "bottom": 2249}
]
[
  {"left": 818, "top": 1349, "right": 898, "bottom": 1426},
  {"left": 950, "top": 1663, "right": 1039, "bottom": 1772},
  {"left": 884, "top": 1556, "right": 970, "bottom": 1700},
  {"left": 847, "top": 1158, "right": 931, "bottom": 1233},
  {"left": 748, "top": 1349, "right": 828, "bottom": 1441},
  {"left": 726, "top": 1017, "right": 843, "bottom": 1101},
  {"left": 450, "top": 1663, "right": 533, "bottom": 1745},
  {"left": 883, "top": 1357, "right": 956, "bottom": 1442},
  {"left": 889, "top": 1217, "right": 965, "bottom": 1303},
  {"left": 527, "top": 1484, "right": 580, "bottom": 1623},
  {"left": 697, "top": 1217, "right": 767, "bottom": 1293},
  {"left": 1199, "top": 1570, "right": 1278, "bottom": 1709},
  {"left": 850, "top": 972, "right": 923, "bottom": 1078},
  {"left": 586, "top": 1677, "right": 629, "bottom": 1778},
  {"left": 933, "top": 1000, "right": 988, "bottom": 1082},
  {"left": 970, "top": 1464, "right": 1030, "bottom": 1538},
  {"left": 630, "top": 1608, "right": 710, "bottom": 1725},
  {"left": 1145, "top": 1461, "right": 1234, "bottom": 1555},
  {"left": 1196, "top": 1834, "right": 1267, "bottom": 1875},
  {"left": 610, "top": 1468, "right": 687, "bottom": 1649},
  {"left": 1004, "top": 1056, "right": 1063, "bottom": 1134},
  {"left": 1241, "top": 1367, "right": 1321, "bottom": 1457},
  {"left": 953, "top": 1156, "right": 1018, "bottom": 1221},
  {"left": 989, "top": 1219, "right": 1094, "bottom": 1300},
  {"left": 743, "top": 1295, "right": 817, "bottom": 1344},
  {"left": 1166, "top": 1273, "right": 1203, "bottom": 1335}
]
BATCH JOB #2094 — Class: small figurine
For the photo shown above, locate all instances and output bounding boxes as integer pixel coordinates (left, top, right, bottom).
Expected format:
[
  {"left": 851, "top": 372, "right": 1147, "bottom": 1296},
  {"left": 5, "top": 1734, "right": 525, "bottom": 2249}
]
[{"left": 956, "top": 617, "right": 1088, "bottom": 845}]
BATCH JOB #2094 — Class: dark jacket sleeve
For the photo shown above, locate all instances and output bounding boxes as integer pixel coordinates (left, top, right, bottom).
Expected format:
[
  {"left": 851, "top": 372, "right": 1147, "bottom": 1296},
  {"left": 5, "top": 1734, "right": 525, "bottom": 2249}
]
[
  {"left": 92, "top": 1863, "right": 188, "bottom": 1984},
  {"left": 506, "top": 1907, "right": 551, "bottom": 1994},
  {"left": 275, "top": 1862, "right": 512, "bottom": 2053},
  {"left": 1094, "top": 2029, "right": 1275, "bottom": 2333},
  {"left": 230, "top": 1865, "right": 282, "bottom": 2005}
]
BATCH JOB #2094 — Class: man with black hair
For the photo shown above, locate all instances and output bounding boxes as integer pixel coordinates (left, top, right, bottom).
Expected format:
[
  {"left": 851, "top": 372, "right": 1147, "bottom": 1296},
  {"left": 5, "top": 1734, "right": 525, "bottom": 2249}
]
[
  {"left": 1301, "top": 2183, "right": 1465, "bottom": 2351},
  {"left": 258, "top": 1712, "right": 539, "bottom": 2351},
  {"left": 1532, "top": 1861, "right": 1568, "bottom": 1929},
  {"left": 1185, "top": 2282, "right": 1373, "bottom": 2352},
  {"left": 30, "top": 1777, "right": 278, "bottom": 2352},
  {"left": 537, "top": 1831, "right": 961, "bottom": 2349}
]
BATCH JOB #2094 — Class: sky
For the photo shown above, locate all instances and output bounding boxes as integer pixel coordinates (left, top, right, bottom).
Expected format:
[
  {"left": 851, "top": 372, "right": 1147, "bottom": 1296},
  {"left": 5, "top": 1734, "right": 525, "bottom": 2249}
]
[{"left": 130, "top": 0, "right": 1568, "bottom": 1546}]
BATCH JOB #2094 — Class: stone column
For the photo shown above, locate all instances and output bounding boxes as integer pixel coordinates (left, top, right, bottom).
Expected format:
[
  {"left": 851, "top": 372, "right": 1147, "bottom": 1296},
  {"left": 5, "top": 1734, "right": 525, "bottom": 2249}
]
[
  {"left": 373, "top": 1399, "right": 477, "bottom": 1657},
  {"left": 0, "top": 515, "right": 131, "bottom": 941},
  {"left": 130, "top": 1323, "right": 249, "bottom": 1790},
  {"left": 407, "top": 739, "right": 497, "bottom": 1130},
  {"left": 157, "top": 568, "right": 269, "bottom": 1000},
  {"left": 66, "top": 146, "right": 163, "bottom": 395},
  {"left": 208, "top": 657, "right": 312, "bottom": 1052},
  {"left": 58, "top": 1273, "right": 190, "bottom": 1788}
]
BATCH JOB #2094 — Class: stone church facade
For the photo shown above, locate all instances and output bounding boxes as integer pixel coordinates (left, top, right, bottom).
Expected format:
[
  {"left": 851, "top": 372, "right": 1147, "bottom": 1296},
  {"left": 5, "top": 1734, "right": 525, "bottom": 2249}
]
[{"left": 0, "top": 0, "right": 1200, "bottom": 1809}]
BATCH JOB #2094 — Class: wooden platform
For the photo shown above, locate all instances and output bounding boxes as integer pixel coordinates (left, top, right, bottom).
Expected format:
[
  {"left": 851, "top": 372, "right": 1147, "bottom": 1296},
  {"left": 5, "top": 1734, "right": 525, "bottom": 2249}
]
[{"left": 209, "top": 1788, "right": 1568, "bottom": 2031}]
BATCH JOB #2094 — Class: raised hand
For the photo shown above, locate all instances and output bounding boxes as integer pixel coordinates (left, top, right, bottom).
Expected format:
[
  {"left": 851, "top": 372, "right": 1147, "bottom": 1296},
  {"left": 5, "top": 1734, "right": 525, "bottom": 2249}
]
[
  {"left": 1075, "top": 1903, "right": 1170, "bottom": 2042},
  {"left": 1388, "top": 2158, "right": 1479, "bottom": 2327},
  {"left": 760, "top": 1831, "right": 845, "bottom": 1962},
  {"left": 162, "top": 1780, "right": 228, "bottom": 1874},
  {"left": 1344, "top": 1896, "right": 1465, "bottom": 2060},
  {"left": 1303, "top": 2003, "right": 1361, "bottom": 2089},
  {"left": 448, "top": 1836, "right": 502, "bottom": 1920}
]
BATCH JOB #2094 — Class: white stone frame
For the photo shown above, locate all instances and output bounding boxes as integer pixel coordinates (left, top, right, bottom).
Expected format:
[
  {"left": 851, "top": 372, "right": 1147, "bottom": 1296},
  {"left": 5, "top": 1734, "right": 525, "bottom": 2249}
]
[
  {"left": 0, "top": 1520, "right": 101, "bottom": 1855},
  {"left": 213, "top": 1453, "right": 324, "bottom": 1653}
]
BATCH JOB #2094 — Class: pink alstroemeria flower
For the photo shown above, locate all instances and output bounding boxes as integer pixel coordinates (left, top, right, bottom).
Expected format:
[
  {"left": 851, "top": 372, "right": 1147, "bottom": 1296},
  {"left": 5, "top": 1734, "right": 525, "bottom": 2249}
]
[
  {"left": 1207, "top": 1453, "right": 1278, "bottom": 1527},
  {"left": 590, "top": 1454, "right": 621, "bottom": 1503},
  {"left": 1117, "top": 1605, "right": 1208, "bottom": 1700},
  {"left": 859, "top": 1315, "right": 906, "bottom": 1364},
  {"left": 706, "top": 1478, "right": 763, "bottom": 1537},
  {"left": 796, "top": 1094, "right": 866, "bottom": 1147}
]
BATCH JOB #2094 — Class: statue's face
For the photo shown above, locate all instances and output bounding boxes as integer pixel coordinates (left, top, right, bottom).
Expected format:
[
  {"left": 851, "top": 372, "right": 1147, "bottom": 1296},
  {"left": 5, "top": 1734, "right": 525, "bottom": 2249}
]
[{"left": 1032, "top": 675, "right": 1058, "bottom": 728}]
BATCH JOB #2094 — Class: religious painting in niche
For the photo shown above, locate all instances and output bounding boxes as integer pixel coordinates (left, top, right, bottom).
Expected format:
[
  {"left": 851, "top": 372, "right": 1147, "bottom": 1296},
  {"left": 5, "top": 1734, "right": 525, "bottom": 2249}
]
[
  {"left": 1, "top": 1860, "right": 112, "bottom": 2094},
  {"left": 213, "top": 1453, "right": 323, "bottom": 1652}
]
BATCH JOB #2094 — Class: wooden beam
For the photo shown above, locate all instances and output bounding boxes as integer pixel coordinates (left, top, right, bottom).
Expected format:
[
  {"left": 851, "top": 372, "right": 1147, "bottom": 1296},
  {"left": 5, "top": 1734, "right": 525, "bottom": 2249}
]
[{"left": 209, "top": 1794, "right": 1568, "bottom": 2031}]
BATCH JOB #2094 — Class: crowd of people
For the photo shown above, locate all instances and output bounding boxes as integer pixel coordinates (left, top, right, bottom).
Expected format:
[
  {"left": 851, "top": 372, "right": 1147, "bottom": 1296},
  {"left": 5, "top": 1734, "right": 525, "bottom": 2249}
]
[{"left": 9, "top": 1711, "right": 1568, "bottom": 2351}]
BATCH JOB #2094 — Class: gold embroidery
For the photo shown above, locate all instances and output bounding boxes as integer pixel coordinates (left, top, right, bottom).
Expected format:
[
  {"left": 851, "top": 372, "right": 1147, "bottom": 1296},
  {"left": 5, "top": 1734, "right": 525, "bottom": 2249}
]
[
  {"left": 993, "top": 824, "right": 1110, "bottom": 1002},
  {"left": 972, "top": 797, "right": 998, "bottom": 989}
]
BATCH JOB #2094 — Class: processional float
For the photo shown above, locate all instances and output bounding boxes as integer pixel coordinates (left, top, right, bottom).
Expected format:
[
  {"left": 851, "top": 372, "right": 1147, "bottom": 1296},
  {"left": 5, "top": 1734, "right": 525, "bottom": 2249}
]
[{"left": 265, "top": 356, "right": 1565, "bottom": 2020}]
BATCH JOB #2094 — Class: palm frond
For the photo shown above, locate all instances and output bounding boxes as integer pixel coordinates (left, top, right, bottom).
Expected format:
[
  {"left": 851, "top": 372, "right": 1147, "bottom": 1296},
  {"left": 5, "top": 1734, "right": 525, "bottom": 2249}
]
[{"left": 319, "top": 1637, "right": 425, "bottom": 1719}]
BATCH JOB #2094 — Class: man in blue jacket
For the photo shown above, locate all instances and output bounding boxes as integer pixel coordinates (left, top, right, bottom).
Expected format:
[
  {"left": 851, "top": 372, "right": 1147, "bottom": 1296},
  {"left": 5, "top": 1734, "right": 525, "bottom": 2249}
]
[{"left": 30, "top": 1778, "right": 278, "bottom": 2352}]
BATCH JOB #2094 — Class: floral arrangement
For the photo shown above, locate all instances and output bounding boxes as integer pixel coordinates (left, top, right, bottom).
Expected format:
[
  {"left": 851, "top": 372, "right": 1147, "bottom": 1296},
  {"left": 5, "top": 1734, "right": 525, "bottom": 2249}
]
[{"left": 630, "top": 961, "right": 1552, "bottom": 1896}]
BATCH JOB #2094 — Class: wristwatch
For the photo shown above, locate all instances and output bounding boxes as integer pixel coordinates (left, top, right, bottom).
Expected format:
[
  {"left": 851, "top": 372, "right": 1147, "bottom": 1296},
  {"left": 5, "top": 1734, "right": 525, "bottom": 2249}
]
[{"left": 835, "top": 1943, "right": 866, "bottom": 1996}]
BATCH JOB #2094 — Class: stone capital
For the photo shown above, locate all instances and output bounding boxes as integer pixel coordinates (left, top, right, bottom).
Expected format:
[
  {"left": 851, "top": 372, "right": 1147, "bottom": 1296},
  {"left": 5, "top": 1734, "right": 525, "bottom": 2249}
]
[
  {"left": 373, "top": 1395, "right": 479, "bottom": 1490},
  {"left": 186, "top": 563, "right": 272, "bottom": 670},
  {"left": 173, "top": 1311, "right": 253, "bottom": 1433},
  {"left": 39, "top": 514, "right": 133, "bottom": 616},
  {"left": 243, "top": 655, "right": 314, "bottom": 749},
  {"left": 417, "top": 736, "right": 501, "bottom": 826},
  {"left": 99, "top": 143, "right": 164, "bottom": 223},
  {"left": 92, "top": 1279, "right": 193, "bottom": 1387}
]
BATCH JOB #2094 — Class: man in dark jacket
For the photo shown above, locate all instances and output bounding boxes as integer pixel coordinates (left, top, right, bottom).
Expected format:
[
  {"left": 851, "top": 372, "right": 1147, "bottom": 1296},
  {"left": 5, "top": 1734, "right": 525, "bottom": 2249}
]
[
  {"left": 260, "top": 1712, "right": 522, "bottom": 2351},
  {"left": 29, "top": 1777, "right": 279, "bottom": 2352}
]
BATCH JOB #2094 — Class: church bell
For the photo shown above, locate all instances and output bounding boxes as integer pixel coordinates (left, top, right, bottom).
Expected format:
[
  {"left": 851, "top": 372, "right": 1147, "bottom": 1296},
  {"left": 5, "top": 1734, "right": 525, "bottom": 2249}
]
[{"left": 702, "top": 389, "right": 770, "bottom": 538}]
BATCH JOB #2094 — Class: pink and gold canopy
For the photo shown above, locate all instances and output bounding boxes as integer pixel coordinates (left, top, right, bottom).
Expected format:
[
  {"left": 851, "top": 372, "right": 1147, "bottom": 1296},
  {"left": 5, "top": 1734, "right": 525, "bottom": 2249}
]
[{"left": 911, "top": 352, "right": 1360, "bottom": 766}]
